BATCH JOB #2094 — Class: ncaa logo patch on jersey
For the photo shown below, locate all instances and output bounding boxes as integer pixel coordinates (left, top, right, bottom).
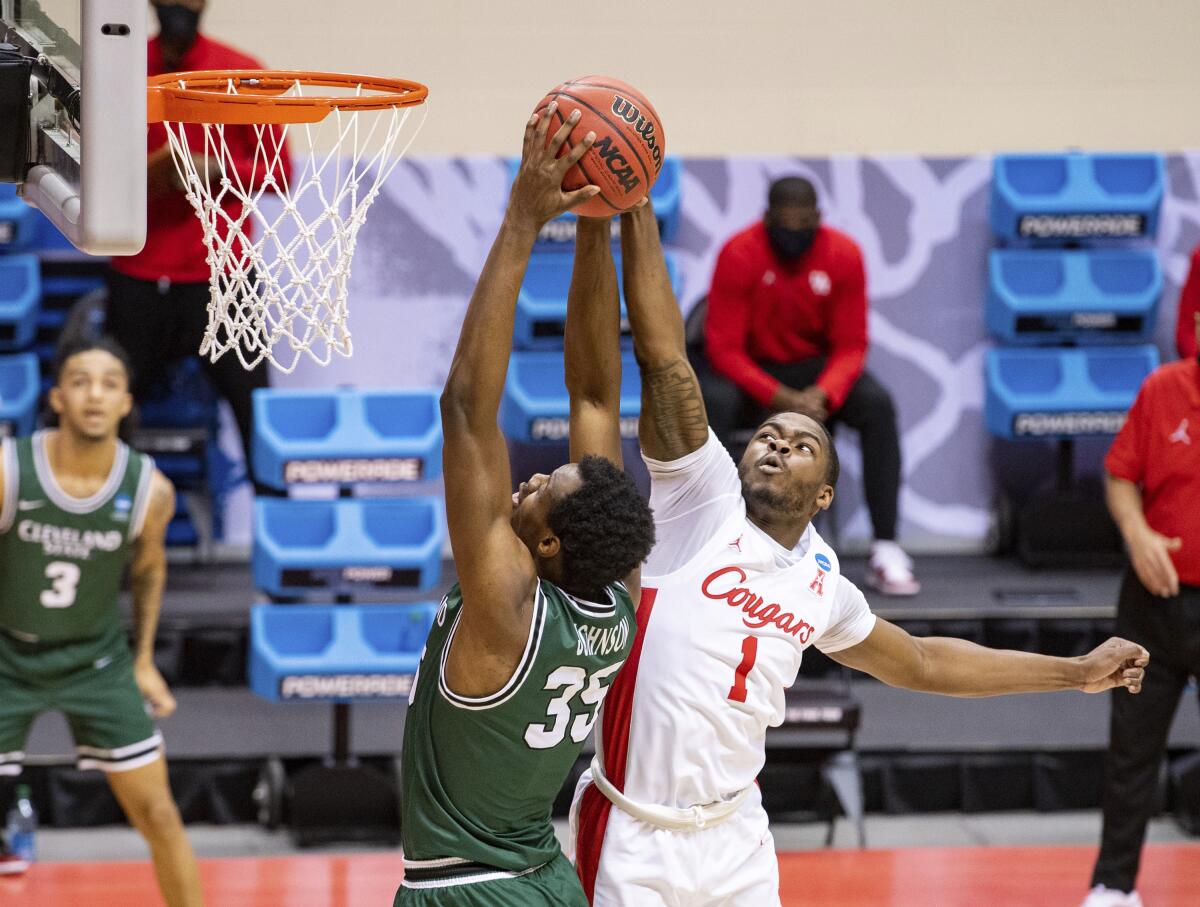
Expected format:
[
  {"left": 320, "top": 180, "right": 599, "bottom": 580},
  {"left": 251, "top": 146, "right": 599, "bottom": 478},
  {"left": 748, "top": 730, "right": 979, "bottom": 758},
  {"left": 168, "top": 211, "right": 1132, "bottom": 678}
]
[
  {"left": 815, "top": 552, "right": 832, "bottom": 572},
  {"left": 112, "top": 494, "right": 133, "bottom": 523}
]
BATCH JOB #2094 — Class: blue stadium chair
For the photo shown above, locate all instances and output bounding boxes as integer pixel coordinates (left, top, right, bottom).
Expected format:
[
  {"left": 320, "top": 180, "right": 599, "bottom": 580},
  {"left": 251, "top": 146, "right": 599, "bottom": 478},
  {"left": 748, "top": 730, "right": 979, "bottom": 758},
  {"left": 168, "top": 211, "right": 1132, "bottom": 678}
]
[
  {"left": 0, "top": 353, "right": 40, "bottom": 437},
  {"left": 986, "top": 249, "right": 1161, "bottom": 345},
  {"left": 252, "top": 388, "right": 442, "bottom": 491},
  {"left": 990, "top": 152, "right": 1164, "bottom": 242},
  {"left": 0, "top": 255, "right": 40, "bottom": 351},
  {"left": 513, "top": 250, "right": 681, "bottom": 350},
  {"left": 253, "top": 496, "right": 445, "bottom": 596},
  {"left": 500, "top": 350, "right": 641, "bottom": 443},
  {"left": 0, "top": 184, "right": 35, "bottom": 251},
  {"left": 507, "top": 156, "right": 683, "bottom": 247},
  {"left": 984, "top": 345, "right": 1159, "bottom": 440},
  {"left": 248, "top": 602, "right": 437, "bottom": 703}
]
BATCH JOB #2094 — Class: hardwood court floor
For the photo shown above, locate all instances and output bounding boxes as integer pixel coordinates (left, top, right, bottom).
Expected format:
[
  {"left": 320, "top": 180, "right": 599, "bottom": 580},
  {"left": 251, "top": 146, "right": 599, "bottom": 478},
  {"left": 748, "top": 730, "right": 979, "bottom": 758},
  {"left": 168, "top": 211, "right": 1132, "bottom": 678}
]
[{"left": 5, "top": 843, "right": 1198, "bottom": 906}]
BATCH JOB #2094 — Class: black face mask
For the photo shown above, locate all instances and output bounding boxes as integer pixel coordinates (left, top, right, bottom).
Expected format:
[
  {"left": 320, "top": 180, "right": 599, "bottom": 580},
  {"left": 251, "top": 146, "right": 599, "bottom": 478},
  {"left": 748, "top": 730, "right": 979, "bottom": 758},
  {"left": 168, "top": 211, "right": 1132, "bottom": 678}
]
[
  {"left": 766, "top": 225, "right": 816, "bottom": 262},
  {"left": 156, "top": 4, "right": 200, "bottom": 56}
]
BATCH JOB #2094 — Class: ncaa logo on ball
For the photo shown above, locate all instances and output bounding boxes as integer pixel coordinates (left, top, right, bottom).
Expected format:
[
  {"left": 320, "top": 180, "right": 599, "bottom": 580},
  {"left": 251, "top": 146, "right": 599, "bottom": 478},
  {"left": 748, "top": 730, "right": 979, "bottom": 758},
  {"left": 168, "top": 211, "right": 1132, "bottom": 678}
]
[{"left": 815, "top": 553, "right": 832, "bottom": 572}]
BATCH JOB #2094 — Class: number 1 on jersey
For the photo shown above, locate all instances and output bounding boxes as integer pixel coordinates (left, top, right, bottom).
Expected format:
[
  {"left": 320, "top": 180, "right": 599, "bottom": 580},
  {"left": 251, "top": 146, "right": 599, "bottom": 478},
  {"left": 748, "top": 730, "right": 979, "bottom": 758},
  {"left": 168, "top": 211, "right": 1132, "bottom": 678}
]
[{"left": 727, "top": 635, "right": 758, "bottom": 704}]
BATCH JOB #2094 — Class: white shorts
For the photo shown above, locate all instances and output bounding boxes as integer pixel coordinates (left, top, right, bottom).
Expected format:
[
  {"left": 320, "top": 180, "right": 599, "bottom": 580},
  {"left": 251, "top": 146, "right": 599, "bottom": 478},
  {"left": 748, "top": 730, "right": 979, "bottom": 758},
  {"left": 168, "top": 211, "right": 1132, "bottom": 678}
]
[{"left": 571, "top": 772, "right": 781, "bottom": 907}]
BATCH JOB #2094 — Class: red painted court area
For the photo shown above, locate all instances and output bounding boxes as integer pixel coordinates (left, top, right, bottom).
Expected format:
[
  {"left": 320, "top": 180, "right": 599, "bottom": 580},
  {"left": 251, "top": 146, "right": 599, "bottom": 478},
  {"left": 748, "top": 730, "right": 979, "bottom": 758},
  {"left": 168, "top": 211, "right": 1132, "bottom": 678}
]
[{"left": 3, "top": 844, "right": 1198, "bottom": 906}]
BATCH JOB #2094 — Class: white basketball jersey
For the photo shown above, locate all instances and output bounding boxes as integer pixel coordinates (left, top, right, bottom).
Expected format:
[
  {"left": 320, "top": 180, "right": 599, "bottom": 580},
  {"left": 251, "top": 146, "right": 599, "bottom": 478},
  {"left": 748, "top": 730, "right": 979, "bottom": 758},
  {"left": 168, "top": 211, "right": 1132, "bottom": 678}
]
[{"left": 595, "top": 431, "right": 876, "bottom": 810}]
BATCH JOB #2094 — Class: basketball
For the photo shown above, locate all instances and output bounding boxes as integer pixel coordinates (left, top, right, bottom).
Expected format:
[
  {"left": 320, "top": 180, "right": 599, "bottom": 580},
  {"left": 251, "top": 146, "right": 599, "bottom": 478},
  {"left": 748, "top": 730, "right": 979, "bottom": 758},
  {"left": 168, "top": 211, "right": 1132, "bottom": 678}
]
[{"left": 533, "top": 75, "right": 666, "bottom": 218}]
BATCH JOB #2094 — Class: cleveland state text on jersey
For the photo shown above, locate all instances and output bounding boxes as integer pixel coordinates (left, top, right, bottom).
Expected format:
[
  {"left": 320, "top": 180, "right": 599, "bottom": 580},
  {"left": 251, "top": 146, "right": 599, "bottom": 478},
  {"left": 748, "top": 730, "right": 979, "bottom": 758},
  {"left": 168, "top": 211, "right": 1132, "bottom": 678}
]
[{"left": 16, "top": 520, "right": 124, "bottom": 559}]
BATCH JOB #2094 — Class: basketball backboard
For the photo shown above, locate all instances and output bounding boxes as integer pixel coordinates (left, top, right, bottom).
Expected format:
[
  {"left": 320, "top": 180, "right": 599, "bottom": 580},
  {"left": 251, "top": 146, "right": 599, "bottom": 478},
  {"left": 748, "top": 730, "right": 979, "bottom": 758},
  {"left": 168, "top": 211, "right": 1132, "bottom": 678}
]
[{"left": 0, "top": 0, "right": 145, "bottom": 253}]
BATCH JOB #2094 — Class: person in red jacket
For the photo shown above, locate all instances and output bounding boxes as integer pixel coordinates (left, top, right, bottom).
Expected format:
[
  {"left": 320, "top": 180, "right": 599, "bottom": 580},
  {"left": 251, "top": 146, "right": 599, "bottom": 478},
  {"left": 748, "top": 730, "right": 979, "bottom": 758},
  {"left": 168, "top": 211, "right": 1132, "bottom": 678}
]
[
  {"left": 105, "top": 0, "right": 290, "bottom": 486},
  {"left": 695, "top": 177, "right": 917, "bottom": 595},
  {"left": 1080, "top": 309, "right": 1200, "bottom": 907},
  {"left": 1176, "top": 245, "right": 1199, "bottom": 360}
]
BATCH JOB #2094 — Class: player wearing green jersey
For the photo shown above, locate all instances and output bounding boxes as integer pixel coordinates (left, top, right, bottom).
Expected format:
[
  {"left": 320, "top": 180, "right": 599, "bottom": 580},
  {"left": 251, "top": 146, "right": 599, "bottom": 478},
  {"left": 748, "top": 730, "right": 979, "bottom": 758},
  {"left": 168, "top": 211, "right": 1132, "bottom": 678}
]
[
  {"left": 0, "top": 338, "right": 204, "bottom": 906},
  {"left": 396, "top": 106, "right": 655, "bottom": 906}
]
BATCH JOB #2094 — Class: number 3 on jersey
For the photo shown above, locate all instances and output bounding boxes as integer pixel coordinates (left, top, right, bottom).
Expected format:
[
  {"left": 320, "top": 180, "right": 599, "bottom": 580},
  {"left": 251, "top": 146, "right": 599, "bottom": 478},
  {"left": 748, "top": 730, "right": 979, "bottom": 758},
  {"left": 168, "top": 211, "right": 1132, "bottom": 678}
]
[
  {"left": 41, "top": 561, "right": 81, "bottom": 608},
  {"left": 524, "top": 662, "right": 623, "bottom": 750}
]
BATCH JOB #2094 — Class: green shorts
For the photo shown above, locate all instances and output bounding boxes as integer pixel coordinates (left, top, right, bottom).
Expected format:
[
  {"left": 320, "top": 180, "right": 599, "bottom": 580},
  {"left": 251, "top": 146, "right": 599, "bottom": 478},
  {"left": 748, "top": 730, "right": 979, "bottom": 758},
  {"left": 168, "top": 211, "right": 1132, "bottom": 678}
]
[
  {"left": 0, "top": 625, "right": 161, "bottom": 776},
  {"left": 394, "top": 853, "right": 588, "bottom": 907}
]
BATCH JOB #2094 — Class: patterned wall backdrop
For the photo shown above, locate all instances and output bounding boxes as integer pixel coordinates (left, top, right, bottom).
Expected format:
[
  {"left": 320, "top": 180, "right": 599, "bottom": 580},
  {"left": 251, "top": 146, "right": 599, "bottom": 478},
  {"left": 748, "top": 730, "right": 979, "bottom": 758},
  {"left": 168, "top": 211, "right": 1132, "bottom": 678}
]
[{"left": 232, "top": 153, "right": 1200, "bottom": 551}]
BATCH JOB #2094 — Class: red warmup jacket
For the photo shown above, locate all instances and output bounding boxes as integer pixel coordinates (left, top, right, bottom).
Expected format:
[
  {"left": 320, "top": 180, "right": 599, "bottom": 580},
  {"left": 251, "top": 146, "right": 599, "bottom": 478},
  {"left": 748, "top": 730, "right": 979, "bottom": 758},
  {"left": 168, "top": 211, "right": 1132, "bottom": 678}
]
[
  {"left": 1105, "top": 357, "right": 1200, "bottom": 586},
  {"left": 1177, "top": 246, "right": 1200, "bottom": 360},
  {"left": 704, "top": 222, "right": 868, "bottom": 412},
  {"left": 111, "top": 35, "right": 292, "bottom": 283}
]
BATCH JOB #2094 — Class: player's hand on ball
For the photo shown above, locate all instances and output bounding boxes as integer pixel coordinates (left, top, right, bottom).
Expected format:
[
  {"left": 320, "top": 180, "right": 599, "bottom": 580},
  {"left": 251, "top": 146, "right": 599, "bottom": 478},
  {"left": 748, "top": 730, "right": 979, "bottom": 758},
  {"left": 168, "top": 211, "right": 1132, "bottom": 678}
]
[
  {"left": 1077, "top": 637, "right": 1149, "bottom": 694},
  {"left": 135, "top": 660, "right": 178, "bottom": 718},
  {"left": 509, "top": 103, "right": 600, "bottom": 228}
]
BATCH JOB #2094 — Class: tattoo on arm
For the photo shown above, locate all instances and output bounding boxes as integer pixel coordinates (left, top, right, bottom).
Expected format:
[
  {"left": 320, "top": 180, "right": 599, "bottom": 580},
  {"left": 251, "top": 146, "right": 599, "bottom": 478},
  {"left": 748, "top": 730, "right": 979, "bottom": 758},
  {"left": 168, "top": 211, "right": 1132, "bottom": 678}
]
[{"left": 639, "top": 357, "right": 709, "bottom": 461}]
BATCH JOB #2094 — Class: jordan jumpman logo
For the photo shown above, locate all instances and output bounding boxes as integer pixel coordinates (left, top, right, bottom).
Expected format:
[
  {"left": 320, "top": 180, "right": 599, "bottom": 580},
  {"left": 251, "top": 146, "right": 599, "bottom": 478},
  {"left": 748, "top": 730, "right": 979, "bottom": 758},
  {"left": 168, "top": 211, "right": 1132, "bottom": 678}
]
[{"left": 1169, "top": 418, "right": 1190, "bottom": 445}]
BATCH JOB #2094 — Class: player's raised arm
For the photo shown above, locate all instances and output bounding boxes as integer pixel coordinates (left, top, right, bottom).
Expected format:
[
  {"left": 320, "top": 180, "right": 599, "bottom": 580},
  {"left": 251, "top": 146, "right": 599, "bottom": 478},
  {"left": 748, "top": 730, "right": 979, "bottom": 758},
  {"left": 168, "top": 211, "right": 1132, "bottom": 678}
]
[
  {"left": 565, "top": 216, "right": 623, "bottom": 467},
  {"left": 128, "top": 470, "right": 177, "bottom": 718},
  {"left": 828, "top": 617, "right": 1149, "bottom": 698},
  {"left": 564, "top": 215, "right": 645, "bottom": 600},
  {"left": 439, "top": 106, "right": 598, "bottom": 625},
  {"left": 620, "top": 200, "right": 709, "bottom": 462}
]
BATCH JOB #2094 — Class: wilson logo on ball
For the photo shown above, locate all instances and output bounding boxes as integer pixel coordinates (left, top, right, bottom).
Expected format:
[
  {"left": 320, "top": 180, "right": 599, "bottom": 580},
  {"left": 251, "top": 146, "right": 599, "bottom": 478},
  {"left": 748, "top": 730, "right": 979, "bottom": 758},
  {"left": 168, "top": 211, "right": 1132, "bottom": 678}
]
[{"left": 611, "top": 95, "right": 663, "bottom": 173}]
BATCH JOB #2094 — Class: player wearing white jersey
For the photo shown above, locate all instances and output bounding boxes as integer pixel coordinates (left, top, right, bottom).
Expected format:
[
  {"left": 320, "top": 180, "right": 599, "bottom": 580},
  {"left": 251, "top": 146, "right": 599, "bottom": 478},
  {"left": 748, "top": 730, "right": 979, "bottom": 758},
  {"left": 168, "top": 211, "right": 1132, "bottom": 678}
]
[{"left": 570, "top": 200, "right": 1152, "bottom": 907}]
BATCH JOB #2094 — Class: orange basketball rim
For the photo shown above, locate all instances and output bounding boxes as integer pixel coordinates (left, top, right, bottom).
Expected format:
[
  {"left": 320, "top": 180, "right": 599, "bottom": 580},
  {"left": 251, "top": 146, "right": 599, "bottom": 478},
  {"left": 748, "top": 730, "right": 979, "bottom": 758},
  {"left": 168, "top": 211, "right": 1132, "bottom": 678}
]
[
  {"left": 143, "top": 69, "right": 430, "bottom": 373},
  {"left": 146, "top": 70, "right": 429, "bottom": 125}
]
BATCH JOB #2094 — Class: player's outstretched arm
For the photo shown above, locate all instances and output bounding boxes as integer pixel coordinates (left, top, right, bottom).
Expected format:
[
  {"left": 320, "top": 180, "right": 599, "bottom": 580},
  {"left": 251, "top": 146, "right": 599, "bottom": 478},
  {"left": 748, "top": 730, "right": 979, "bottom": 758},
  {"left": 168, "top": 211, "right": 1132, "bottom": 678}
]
[
  {"left": 129, "top": 470, "right": 177, "bottom": 718},
  {"left": 829, "top": 618, "right": 1148, "bottom": 698},
  {"left": 565, "top": 216, "right": 623, "bottom": 467},
  {"left": 564, "top": 215, "right": 643, "bottom": 598},
  {"left": 440, "top": 106, "right": 599, "bottom": 641},
  {"left": 620, "top": 201, "right": 709, "bottom": 462}
]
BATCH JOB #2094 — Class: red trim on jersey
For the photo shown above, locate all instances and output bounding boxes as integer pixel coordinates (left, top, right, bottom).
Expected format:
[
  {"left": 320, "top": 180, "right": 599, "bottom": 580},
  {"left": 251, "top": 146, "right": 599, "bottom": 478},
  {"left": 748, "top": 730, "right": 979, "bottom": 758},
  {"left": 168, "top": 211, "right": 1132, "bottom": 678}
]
[
  {"left": 574, "top": 782, "right": 612, "bottom": 903},
  {"left": 575, "top": 586, "right": 658, "bottom": 902},
  {"left": 599, "top": 586, "right": 658, "bottom": 788}
]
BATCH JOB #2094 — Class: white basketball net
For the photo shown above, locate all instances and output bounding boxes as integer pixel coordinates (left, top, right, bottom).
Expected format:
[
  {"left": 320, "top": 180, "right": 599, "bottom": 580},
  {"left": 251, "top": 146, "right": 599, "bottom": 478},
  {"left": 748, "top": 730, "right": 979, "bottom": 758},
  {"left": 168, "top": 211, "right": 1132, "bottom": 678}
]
[{"left": 160, "top": 79, "right": 426, "bottom": 372}]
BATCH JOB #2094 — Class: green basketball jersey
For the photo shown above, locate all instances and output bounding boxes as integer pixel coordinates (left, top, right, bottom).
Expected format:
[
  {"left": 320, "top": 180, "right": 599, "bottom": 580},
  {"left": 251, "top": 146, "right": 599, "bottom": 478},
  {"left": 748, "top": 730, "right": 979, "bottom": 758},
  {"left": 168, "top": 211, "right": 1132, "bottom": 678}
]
[
  {"left": 401, "top": 579, "right": 636, "bottom": 872},
  {"left": 0, "top": 432, "right": 155, "bottom": 644}
]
